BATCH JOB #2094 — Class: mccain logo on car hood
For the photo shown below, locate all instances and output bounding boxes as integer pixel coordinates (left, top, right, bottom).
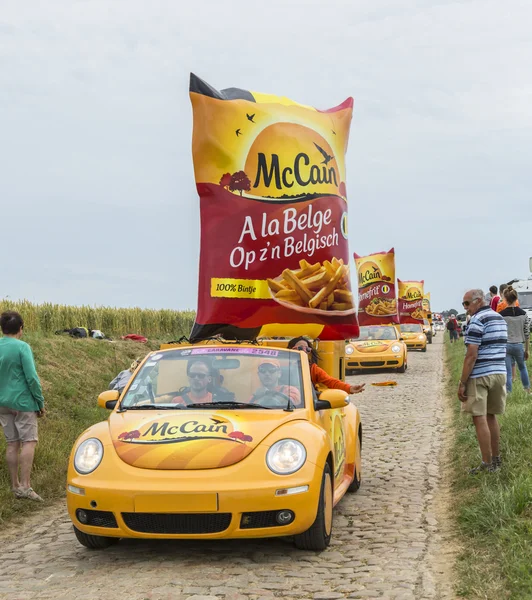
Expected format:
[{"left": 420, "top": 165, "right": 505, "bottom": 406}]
[
  {"left": 353, "top": 341, "right": 391, "bottom": 353},
  {"left": 110, "top": 411, "right": 297, "bottom": 470}
]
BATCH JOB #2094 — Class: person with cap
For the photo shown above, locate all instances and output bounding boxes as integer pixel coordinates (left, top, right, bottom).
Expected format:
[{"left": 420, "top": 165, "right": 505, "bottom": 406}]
[
  {"left": 109, "top": 357, "right": 143, "bottom": 394},
  {"left": 288, "top": 337, "right": 365, "bottom": 395},
  {"left": 251, "top": 358, "right": 301, "bottom": 406}
]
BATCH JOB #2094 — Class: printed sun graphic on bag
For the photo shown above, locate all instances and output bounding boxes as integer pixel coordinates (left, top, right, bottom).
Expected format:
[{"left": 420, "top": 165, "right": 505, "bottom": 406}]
[{"left": 189, "top": 74, "right": 358, "bottom": 342}]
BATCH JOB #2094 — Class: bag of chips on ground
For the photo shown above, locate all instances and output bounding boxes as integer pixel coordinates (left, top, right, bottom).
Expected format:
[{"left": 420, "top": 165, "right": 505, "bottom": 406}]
[
  {"left": 398, "top": 280, "right": 425, "bottom": 324},
  {"left": 354, "top": 248, "right": 398, "bottom": 326},
  {"left": 189, "top": 74, "right": 358, "bottom": 341}
]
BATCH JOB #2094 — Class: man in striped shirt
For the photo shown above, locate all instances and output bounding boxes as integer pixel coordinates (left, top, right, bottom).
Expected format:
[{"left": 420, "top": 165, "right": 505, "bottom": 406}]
[{"left": 458, "top": 289, "right": 508, "bottom": 474}]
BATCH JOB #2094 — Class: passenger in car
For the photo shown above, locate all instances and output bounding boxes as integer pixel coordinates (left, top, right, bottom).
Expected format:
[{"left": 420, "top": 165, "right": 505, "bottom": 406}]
[
  {"left": 250, "top": 359, "right": 301, "bottom": 407},
  {"left": 288, "top": 337, "right": 365, "bottom": 396}
]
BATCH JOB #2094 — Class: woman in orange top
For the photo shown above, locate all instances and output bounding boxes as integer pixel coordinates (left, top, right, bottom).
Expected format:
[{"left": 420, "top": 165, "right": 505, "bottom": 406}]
[{"left": 287, "top": 337, "right": 365, "bottom": 395}]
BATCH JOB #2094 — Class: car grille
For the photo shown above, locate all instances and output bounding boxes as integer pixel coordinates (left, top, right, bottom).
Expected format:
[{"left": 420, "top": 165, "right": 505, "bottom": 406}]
[
  {"left": 387, "top": 360, "right": 399, "bottom": 365},
  {"left": 360, "top": 361, "right": 385, "bottom": 367},
  {"left": 121, "top": 512, "right": 232, "bottom": 534},
  {"left": 79, "top": 509, "right": 118, "bottom": 528},
  {"left": 240, "top": 510, "right": 284, "bottom": 529}
]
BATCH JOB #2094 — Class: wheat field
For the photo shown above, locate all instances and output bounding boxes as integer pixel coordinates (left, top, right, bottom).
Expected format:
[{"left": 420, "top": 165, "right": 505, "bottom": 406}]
[{"left": 0, "top": 299, "right": 195, "bottom": 340}]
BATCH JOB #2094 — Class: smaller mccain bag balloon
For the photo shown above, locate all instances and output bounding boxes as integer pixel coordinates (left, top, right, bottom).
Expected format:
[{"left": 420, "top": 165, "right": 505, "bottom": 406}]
[
  {"left": 422, "top": 292, "right": 431, "bottom": 314},
  {"left": 189, "top": 74, "right": 358, "bottom": 341},
  {"left": 354, "top": 248, "right": 398, "bottom": 326},
  {"left": 398, "top": 280, "right": 425, "bottom": 324}
]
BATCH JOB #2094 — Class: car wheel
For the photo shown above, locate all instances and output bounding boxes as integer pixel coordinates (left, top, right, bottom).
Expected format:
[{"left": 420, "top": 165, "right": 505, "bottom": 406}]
[
  {"left": 397, "top": 361, "right": 407, "bottom": 373},
  {"left": 422, "top": 346, "right": 427, "bottom": 353},
  {"left": 347, "top": 428, "right": 362, "bottom": 493},
  {"left": 73, "top": 526, "right": 119, "bottom": 550},
  {"left": 345, "top": 369, "right": 353, "bottom": 376},
  {"left": 294, "top": 463, "right": 333, "bottom": 551}
]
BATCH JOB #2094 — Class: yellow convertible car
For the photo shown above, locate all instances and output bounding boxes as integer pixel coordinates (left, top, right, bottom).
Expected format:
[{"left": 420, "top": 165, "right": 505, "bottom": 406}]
[
  {"left": 67, "top": 344, "right": 362, "bottom": 551},
  {"left": 345, "top": 325, "right": 407, "bottom": 374},
  {"left": 400, "top": 324, "right": 427, "bottom": 352}
]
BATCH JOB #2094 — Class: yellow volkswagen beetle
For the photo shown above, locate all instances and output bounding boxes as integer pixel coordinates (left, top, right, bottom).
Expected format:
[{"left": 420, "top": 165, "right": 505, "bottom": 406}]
[
  {"left": 400, "top": 323, "right": 427, "bottom": 352},
  {"left": 67, "top": 344, "right": 362, "bottom": 551},
  {"left": 345, "top": 325, "right": 407, "bottom": 374}
]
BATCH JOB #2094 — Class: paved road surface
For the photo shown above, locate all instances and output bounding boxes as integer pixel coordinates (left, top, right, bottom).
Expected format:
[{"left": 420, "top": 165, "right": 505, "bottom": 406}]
[{"left": 0, "top": 337, "right": 454, "bottom": 600}]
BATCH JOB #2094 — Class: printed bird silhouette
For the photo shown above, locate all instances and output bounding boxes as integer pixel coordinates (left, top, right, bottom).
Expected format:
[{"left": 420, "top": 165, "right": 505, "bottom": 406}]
[
  {"left": 246, "top": 113, "right": 255, "bottom": 123},
  {"left": 313, "top": 142, "right": 334, "bottom": 165},
  {"left": 235, "top": 129, "right": 242, "bottom": 137}
]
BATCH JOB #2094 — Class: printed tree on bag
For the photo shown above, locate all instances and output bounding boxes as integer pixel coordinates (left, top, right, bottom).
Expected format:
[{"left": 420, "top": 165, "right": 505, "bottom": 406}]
[
  {"left": 219, "top": 173, "right": 232, "bottom": 189},
  {"left": 229, "top": 171, "right": 251, "bottom": 196}
]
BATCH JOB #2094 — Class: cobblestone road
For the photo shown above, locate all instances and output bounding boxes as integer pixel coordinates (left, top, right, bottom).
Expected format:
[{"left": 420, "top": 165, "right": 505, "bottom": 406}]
[{"left": 0, "top": 337, "right": 454, "bottom": 600}]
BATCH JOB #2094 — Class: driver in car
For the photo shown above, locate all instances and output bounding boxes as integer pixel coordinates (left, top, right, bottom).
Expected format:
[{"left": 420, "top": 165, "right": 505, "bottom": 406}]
[
  {"left": 251, "top": 359, "right": 301, "bottom": 407},
  {"left": 171, "top": 359, "right": 213, "bottom": 405}
]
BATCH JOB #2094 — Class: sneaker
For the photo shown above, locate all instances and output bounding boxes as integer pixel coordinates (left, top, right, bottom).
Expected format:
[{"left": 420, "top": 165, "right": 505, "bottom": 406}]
[
  {"left": 469, "top": 462, "right": 495, "bottom": 475},
  {"left": 492, "top": 456, "right": 502, "bottom": 470},
  {"left": 16, "top": 487, "right": 43, "bottom": 502}
]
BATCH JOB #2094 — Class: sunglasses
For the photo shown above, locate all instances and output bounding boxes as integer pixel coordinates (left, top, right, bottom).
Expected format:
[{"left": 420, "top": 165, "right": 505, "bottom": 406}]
[
  {"left": 294, "top": 345, "right": 312, "bottom": 352},
  {"left": 462, "top": 298, "right": 479, "bottom": 308},
  {"left": 258, "top": 367, "right": 278, "bottom": 374},
  {"left": 189, "top": 372, "right": 208, "bottom": 379}
]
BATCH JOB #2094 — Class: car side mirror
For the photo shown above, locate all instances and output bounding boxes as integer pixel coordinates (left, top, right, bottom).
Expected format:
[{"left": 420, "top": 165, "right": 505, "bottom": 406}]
[
  {"left": 315, "top": 389, "right": 349, "bottom": 410},
  {"left": 98, "top": 390, "right": 120, "bottom": 410},
  {"left": 399, "top": 337, "right": 404, "bottom": 341}
]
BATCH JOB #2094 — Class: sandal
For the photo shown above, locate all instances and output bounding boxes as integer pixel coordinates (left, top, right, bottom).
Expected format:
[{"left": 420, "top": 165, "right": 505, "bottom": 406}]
[{"left": 16, "top": 487, "right": 43, "bottom": 502}]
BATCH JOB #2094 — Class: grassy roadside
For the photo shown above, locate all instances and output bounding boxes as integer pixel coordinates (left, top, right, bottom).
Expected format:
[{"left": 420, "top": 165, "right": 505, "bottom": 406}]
[
  {"left": 445, "top": 335, "right": 532, "bottom": 599},
  {"left": 0, "top": 334, "right": 162, "bottom": 524}
]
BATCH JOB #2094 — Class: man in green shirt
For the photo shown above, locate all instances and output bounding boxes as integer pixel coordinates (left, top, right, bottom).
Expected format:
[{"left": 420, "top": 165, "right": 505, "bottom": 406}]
[{"left": 0, "top": 311, "right": 45, "bottom": 501}]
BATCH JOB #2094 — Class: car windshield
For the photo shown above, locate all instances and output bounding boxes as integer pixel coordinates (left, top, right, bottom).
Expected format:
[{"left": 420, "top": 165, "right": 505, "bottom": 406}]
[
  {"left": 356, "top": 326, "right": 398, "bottom": 341},
  {"left": 121, "top": 347, "right": 304, "bottom": 410},
  {"left": 518, "top": 291, "right": 532, "bottom": 310},
  {"left": 401, "top": 324, "right": 422, "bottom": 333},
  {"left": 423, "top": 319, "right": 429, "bottom": 326}
]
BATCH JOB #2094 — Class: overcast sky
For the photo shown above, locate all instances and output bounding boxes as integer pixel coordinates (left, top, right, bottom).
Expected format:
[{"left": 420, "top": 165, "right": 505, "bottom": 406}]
[{"left": 1, "top": 0, "right": 531, "bottom": 313}]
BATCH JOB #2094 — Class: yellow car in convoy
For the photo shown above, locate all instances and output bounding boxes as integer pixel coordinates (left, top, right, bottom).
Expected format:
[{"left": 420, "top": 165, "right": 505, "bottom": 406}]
[
  {"left": 345, "top": 325, "right": 407, "bottom": 374},
  {"left": 400, "top": 324, "right": 427, "bottom": 352},
  {"left": 67, "top": 343, "right": 362, "bottom": 551}
]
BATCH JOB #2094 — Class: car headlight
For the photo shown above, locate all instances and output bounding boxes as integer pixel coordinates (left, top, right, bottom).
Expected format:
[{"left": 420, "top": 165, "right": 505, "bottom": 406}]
[
  {"left": 74, "top": 438, "right": 104, "bottom": 474},
  {"left": 345, "top": 345, "right": 354, "bottom": 355},
  {"left": 266, "top": 439, "right": 306, "bottom": 475},
  {"left": 391, "top": 345, "right": 401, "bottom": 353},
  {"left": 418, "top": 334, "right": 425, "bottom": 340}
]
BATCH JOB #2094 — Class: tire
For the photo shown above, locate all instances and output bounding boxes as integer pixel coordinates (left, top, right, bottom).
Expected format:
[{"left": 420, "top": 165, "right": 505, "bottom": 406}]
[
  {"left": 345, "top": 369, "right": 353, "bottom": 376},
  {"left": 294, "top": 463, "right": 333, "bottom": 551},
  {"left": 397, "top": 361, "right": 407, "bottom": 373},
  {"left": 422, "top": 346, "right": 427, "bottom": 353},
  {"left": 73, "top": 526, "right": 119, "bottom": 550},
  {"left": 347, "top": 428, "right": 362, "bottom": 493}
]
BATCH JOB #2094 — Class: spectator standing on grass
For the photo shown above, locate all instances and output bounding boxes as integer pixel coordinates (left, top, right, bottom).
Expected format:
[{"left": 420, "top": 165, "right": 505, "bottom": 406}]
[
  {"left": 489, "top": 285, "right": 500, "bottom": 311},
  {"left": 0, "top": 312, "right": 45, "bottom": 501},
  {"left": 109, "top": 357, "right": 142, "bottom": 393},
  {"left": 458, "top": 290, "right": 508, "bottom": 474},
  {"left": 500, "top": 287, "right": 530, "bottom": 394},
  {"left": 446, "top": 315, "right": 459, "bottom": 343}
]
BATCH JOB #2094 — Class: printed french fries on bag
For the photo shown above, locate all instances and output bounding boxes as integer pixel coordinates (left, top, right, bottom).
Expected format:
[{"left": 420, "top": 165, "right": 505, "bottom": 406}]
[
  {"left": 354, "top": 248, "right": 399, "bottom": 326},
  {"left": 398, "top": 279, "right": 425, "bottom": 325},
  {"left": 189, "top": 74, "right": 358, "bottom": 341}
]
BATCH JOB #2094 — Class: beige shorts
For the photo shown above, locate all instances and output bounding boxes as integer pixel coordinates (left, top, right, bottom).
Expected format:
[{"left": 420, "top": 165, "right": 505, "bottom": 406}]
[
  {"left": 0, "top": 408, "right": 39, "bottom": 443},
  {"left": 461, "top": 373, "right": 507, "bottom": 417}
]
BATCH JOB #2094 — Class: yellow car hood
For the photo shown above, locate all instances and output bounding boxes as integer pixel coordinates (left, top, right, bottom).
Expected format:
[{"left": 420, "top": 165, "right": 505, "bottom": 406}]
[
  {"left": 402, "top": 332, "right": 422, "bottom": 339},
  {"left": 110, "top": 410, "right": 300, "bottom": 470},
  {"left": 352, "top": 340, "right": 392, "bottom": 353}
]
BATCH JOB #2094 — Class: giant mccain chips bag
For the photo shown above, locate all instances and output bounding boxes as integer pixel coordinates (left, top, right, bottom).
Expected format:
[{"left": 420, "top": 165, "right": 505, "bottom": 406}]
[
  {"left": 354, "top": 248, "right": 398, "bottom": 326},
  {"left": 398, "top": 280, "right": 425, "bottom": 324},
  {"left": 189, "top": 74, "right": 358, "bottom": 341},
  {"left": 422, "top": 292, "right": 431, "bottom": 314}
]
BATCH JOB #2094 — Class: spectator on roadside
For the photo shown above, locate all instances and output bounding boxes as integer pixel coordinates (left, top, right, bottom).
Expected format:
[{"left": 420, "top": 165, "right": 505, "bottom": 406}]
[
  {"left": 458, "top": 290, "right": 508, "bottom": 474},
  {"left": 500, "top": 286, "right": 530, "bottom": 394},
  {"left": 446, "top": 315, "right": 459, "bottom": 343},
  {"left": 109, "top": 357, "right": 142, "bottom": 393},
  {"left": 489, "top": 285, "right": 500, "bottom": 311},
  {"left": 0, "top": 312, "right": 45, "bottom": 501},
  {"left": 496, "top": 283, "right": 519, "bottom": 313}
]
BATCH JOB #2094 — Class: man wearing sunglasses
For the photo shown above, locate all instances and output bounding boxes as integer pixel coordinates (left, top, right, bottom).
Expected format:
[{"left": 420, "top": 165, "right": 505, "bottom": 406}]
[
  {"left": 172, "top": 359, "right": 214, "bottom": 406},
  {"left": 458, "top": 289, "right": 508, "bottom": 474},
  {"left": 252, "top": 359, "right": 301, "bottom": 407}
]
